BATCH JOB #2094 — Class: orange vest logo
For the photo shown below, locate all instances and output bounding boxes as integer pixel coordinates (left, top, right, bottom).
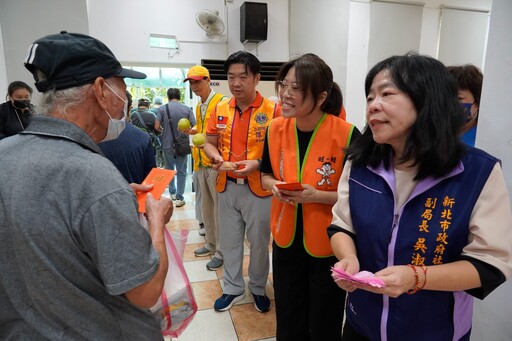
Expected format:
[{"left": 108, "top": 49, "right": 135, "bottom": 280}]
[
  {"left": 254, "top": 112, "right": 269, "bottom": 124},
  {"left": 316, "top": 162, "right": 336, "bottom": 186}
]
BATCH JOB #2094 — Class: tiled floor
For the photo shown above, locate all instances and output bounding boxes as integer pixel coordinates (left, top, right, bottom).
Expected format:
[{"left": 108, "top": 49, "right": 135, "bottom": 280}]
[{"left": 164, "top": 190, "right": 276, "bottom": 341}]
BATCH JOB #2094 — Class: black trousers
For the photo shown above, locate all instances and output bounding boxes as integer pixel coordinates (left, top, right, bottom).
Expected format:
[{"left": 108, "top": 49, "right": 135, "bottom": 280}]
[
  {"left": 273, "top": 237, "right": 346, "bottom": 341},
  {"left": 342, "top": 323, "right": 370, "bottom": 341}
]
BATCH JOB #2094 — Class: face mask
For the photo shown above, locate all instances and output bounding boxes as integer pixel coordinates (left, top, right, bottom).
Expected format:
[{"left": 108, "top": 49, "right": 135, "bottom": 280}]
[
  {"left": 101, "top": 83, "right": 128, "bottom": 142},
  {"left": 12, "top": 99, "right": 31, "bottom": 110},
  {"left": 461, "top": 102, "right": 476, "bottom": 122}
]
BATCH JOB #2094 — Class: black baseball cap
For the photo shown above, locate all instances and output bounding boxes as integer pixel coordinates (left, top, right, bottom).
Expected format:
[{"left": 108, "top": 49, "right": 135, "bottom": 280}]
[
  {"left": 24, "top": 31, "right": 146, "bottom": 92},
  {"left": 138, "top": 98, "right": 151, "bottom": 107}
]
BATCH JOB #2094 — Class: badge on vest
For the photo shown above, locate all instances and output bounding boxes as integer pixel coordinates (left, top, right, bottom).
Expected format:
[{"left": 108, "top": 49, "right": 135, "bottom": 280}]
[
  {"left": 216, "top": 115, "right": 226, "bottom": 130},
  {"left": 316, "top": 162, "right": 336, "bottom": 186},
  {"left": 254, "top": 112, "right": 269, "bottom": 125}
]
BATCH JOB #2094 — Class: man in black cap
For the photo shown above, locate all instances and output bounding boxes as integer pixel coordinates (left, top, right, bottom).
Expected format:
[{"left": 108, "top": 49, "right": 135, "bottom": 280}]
[{"left": 0, "top": 32, "right": 172, "bottom": 340}]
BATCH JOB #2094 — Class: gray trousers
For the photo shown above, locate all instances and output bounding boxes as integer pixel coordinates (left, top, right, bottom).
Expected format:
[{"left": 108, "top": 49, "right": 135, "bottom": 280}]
[
  {"left": 193, "top": 171, "right": 202, "bottom": 223},
  {"left": 197, "top": 167, "right": 222, "bottom": 260},
  {"left": 218, "top": 181, "right": 272, "bottom": 296}
]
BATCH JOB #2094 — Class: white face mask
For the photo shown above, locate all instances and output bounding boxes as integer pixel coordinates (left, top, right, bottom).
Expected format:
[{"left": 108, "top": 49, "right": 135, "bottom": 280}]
[{"left": 102, "top": 83, "right": 128, "bottom": 142}]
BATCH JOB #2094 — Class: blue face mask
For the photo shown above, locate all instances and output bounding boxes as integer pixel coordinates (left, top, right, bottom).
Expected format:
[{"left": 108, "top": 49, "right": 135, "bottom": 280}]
[
  {"left": 461, "top": 102, "right": 475, "bottom": 122},
  {"left": 102, "top": 83, "right": 128, "bottom": 142}
]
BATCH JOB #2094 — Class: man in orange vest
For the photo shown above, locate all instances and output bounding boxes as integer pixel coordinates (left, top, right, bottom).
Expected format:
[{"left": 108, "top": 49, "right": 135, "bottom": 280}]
[
  {"left": 204, "top": 51, "right": 280, "bottom": 313},
  {"left": 184, "top": 65, "right": 227, "bottom": 271}
]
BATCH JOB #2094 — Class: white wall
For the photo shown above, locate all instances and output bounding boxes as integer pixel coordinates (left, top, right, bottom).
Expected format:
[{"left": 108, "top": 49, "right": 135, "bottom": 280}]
[
  {"left": 345, "top": 1, "right": 370, "bottom": 129},
  {"left": 289, "top": 0, "right": 350, "bottom": 91},
  {"left": 471, "top": 0, "right": 512, "bottom": 337},
  {"left": 0, "top": 21, "right": 7, "bottom": 98},
  {"left": 88, "top": 0, "right": 227, "bottom": 66},
  {"left": 419, "top": 8, "right": 441, "bottom": 58},
  {"left": 438, "top": 7, "right": 490, "bottom": 69},
  {"left": 345, "top": 0, "right": 492, "bottom": 130},
  {"left": 0, "top": 0, "right": 89, "bottom": 98},
  {"left": 87, "top": 0, "right": 289, "bottom": 67},
  {"left": 368, "top": 2, "right": 423, "bottom": 68}
]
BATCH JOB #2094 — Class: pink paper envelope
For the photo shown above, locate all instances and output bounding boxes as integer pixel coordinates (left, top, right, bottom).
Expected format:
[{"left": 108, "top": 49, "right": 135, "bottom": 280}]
[{"left": 331, "top": 267, "right": 386, "bottom": 288}]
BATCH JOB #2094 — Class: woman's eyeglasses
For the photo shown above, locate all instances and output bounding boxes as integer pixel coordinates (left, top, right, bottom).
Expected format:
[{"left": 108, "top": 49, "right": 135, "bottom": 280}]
[{"left": 278, "top": 80, "right": 301, "bottom": 98}]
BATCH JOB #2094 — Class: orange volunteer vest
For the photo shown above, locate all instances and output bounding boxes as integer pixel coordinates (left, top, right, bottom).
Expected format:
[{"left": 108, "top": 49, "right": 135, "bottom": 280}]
[
  {"left": 215, "top": 97, "right": 278, "bottom": 197},
  {"left": 192, "top": 92, "right": 226, "bottom": 171},
  {"left": 268, "top": 114, "right": 355, "bottom": 257}
]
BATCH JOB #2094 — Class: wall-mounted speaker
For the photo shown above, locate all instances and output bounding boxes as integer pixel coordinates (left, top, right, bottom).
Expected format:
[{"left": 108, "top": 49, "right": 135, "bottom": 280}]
[{"left": 240, "top": 2, "right": 268, "bottom": 44}]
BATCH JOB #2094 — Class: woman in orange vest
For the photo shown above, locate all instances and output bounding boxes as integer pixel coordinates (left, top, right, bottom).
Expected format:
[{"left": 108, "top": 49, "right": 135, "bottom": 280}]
[{"left": 261, "top": 54, "right": 361, "bottom": 341}]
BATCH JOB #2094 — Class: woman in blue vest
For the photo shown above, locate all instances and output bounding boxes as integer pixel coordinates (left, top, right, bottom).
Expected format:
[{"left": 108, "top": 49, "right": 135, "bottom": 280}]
[{"left": 328, "top": 53, "right": 512, "bottom": 341}]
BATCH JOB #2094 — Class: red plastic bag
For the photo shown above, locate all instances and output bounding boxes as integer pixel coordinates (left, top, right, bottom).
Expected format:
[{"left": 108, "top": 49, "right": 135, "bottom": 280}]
[{"left": 150, "top": 229, "right": 197, "bottom": 337}]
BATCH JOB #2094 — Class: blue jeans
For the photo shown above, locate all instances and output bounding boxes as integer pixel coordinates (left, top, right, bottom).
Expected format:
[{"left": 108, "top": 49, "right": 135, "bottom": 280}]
[{"left": 162, "top": 148, "right": 188, "bottom": 200}]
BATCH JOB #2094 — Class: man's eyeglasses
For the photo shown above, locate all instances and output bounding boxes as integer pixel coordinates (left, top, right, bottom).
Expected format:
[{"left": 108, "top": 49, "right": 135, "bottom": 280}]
[{"left": 278, "top": 80, "right": 301, "bottom": 98}]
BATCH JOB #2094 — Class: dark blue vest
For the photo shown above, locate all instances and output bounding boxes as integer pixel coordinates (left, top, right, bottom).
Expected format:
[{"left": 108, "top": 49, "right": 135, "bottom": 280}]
[{"left": 346, "top": 147, "right": 497, "bottom": 341}]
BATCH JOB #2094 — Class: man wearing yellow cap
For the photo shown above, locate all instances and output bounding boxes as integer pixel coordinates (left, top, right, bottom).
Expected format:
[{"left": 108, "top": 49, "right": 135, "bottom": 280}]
[{"left": 184, "top": 66, "right": 227, "bottom": 271}]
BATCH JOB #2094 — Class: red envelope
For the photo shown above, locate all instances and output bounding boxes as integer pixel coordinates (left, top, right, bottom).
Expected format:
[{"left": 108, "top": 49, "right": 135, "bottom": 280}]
[
  {"left": 275, "top": 182, "right": 304, "bottom": 191},
  {"left": 137, "top": 168, "right": 176, "bottom": 213}
]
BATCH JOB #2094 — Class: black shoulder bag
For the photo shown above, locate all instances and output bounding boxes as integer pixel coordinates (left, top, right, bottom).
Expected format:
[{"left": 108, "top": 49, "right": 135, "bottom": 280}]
[
  {"left": 134, "top": 111, "right": 162, "bottom": 150},
  {"left": 164, "top": 104, "right": 191, "bottom": 156}
]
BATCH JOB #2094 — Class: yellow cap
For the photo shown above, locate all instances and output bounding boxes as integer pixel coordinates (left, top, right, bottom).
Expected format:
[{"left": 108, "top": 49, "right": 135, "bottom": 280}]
[{"left": 184, "top": 65, "right": 210, "bottom": 81}]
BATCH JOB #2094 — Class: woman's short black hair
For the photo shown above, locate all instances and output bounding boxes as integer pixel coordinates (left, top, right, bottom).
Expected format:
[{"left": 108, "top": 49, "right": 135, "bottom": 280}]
[
  {"left": 275, "top": 53, "right": 342, "bottom": 116},
  {"left": 446, "top": 64, "right": 483, "bottom": 105},
  {"left": 224, "top": 51, "right": 261, "bottom": 76},
  {"left": 348, "top": 52, "right": 466, "bottom": 180},
  {"left": 7, "top": 81, "right": 33, "bottom": 97}
]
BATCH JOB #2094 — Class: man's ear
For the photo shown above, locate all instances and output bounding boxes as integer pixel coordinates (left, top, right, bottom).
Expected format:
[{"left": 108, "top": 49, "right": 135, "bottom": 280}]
[
  {"left": 92, "top": 77, "right": 109, "bottom": 110},
  {"left": 253, "top": 73, "right": 261, "bottom": 86}
]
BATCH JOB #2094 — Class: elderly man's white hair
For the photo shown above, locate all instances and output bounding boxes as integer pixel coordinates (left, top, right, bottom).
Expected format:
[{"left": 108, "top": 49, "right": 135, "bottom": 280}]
[{"left": 35, "top": 69, "right": 90, "bottom": 117}]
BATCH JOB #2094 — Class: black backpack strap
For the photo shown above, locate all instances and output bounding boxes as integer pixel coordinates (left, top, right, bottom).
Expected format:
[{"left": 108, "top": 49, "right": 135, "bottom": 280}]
[{"left": 134, "top": 111, "right": 149, "bottom": 130}]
